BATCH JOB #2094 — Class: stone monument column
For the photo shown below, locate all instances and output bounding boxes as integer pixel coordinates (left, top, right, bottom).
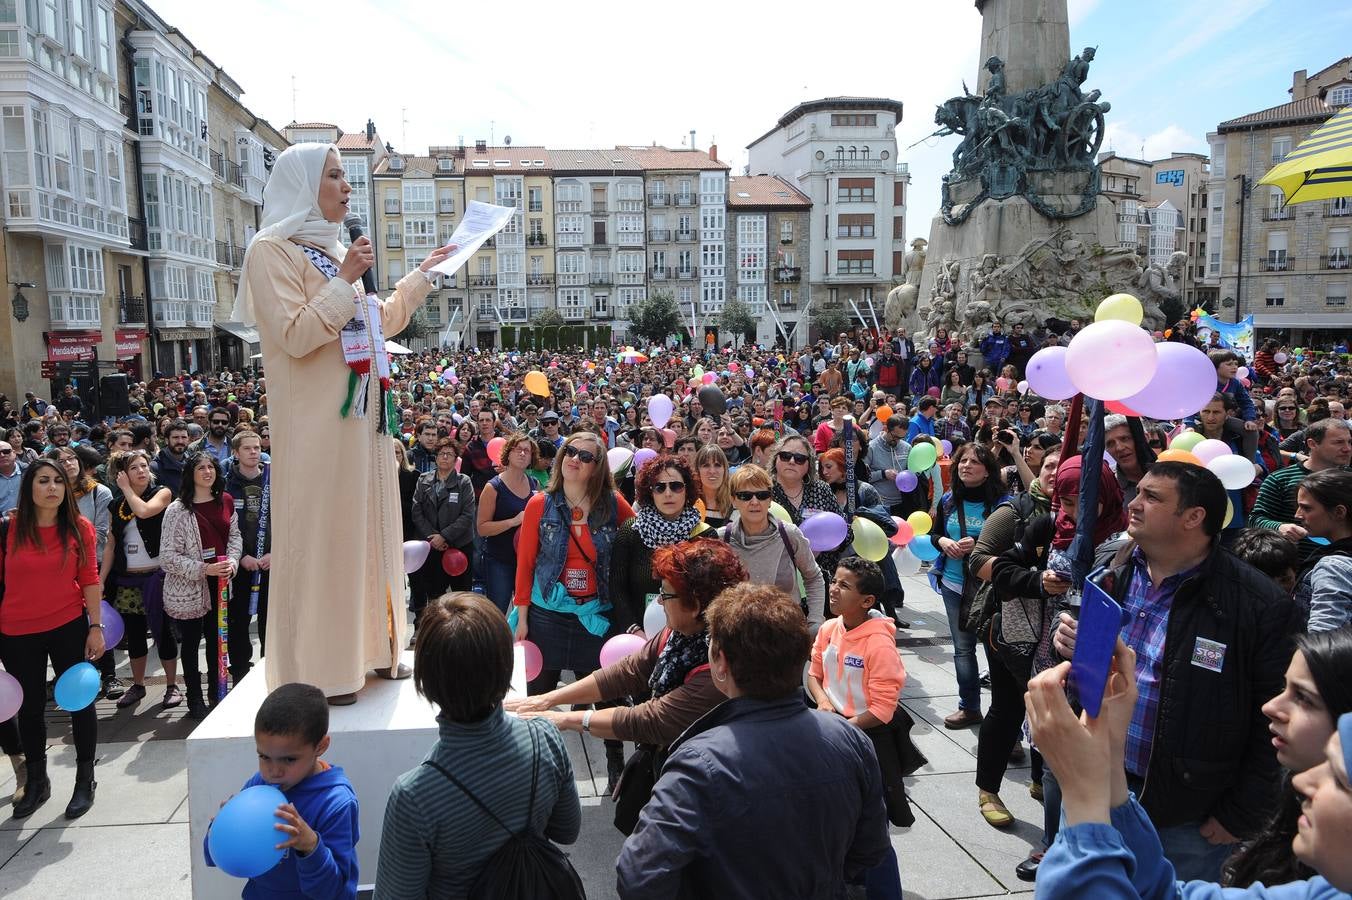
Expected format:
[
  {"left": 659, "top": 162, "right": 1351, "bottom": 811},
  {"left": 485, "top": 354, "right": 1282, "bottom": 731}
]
[{"left": 975, "top": 0, "right": 1071, "bottom": 96}]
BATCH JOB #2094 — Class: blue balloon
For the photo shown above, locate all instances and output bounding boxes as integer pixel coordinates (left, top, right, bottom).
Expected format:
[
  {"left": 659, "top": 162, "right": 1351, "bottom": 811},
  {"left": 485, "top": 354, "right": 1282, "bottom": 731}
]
[
  {"left": 207, "top": 784, "right": 288, "bottom": 878},
  {"left": 54, "top": 661, "right": 100, "bottom": 712},
  {"left": 908, "top": 535, "right": 941, "bottom": 562}
]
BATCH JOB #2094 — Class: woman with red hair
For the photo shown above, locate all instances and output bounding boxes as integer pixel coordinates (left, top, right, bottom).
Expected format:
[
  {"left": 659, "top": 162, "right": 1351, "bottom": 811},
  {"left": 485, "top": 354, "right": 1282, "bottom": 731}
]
[{"left": 508, "top": 540, "right": 748, "bottom": 832}]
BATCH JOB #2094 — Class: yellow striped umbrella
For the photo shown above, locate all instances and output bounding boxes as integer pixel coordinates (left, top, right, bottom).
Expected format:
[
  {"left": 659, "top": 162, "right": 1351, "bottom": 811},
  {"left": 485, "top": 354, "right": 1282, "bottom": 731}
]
[{"left": 1259, "top": 106, "right": 1352, "bottom": 204}]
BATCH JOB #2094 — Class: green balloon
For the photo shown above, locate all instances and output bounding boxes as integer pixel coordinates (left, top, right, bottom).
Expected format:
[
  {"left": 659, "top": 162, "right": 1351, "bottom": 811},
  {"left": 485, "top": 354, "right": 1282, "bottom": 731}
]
[
  {"left": 1169, "top": 432, "right": 1204, "bottom": 452},
  {"left": 908, "top": 443, "right": 938, "bottom": 473},
  {"left": 441, "top": 358, "right": 449, "bottom": 366}
]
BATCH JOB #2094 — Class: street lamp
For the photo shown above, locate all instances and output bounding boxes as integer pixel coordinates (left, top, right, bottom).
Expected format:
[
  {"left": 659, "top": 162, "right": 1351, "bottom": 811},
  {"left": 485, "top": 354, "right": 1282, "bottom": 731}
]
[{"left": 10, "top": 282, "right": 36, "bottom": 322}]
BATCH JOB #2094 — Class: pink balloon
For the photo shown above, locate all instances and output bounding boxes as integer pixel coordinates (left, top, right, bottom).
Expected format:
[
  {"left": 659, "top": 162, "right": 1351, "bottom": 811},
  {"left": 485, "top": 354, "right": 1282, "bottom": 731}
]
[
  {"left": 702, "top": 372, "right": 717, "bottom": 385},
  {"left": 1273, "top": 352, "right": 1288, "bottom": 364},
  {"left": 0, "top": 671, "right": 21, "bottom": 721},
  {"left": 599, "top": 633, "right": 647, "bottom": 668},
  {"left": 995, "top": 377, "right": 1010, "bottom": 391},
  {"left": 634, "top": 447, "right": 659, "bottom": 470},
  {"left": 516, "top": 640, "right": 543, "bottom": 682},
  {"left": 486, "top": 437, "right": 507, "bottom": 464},
  {"left": 1064, "top": 321, "right": 1158, "bottom": 400},
  {"left": 1192, "top": 439, "right": 1232, "bottom": 465},
  {"left": 403, "top": 540, "right": 431, "bottom": 574},
  {"left": 1121, "top": 342, "right": 1218, "bottom": 421},
  {"left": 1024, "top": 346, "right": 1077, "bottom": 400},
  {"left": 889, "top": 518, "right": 915, "bottom": 547},
  {"left": 662, "top": 428, "right": 676, "bottom": 448}
]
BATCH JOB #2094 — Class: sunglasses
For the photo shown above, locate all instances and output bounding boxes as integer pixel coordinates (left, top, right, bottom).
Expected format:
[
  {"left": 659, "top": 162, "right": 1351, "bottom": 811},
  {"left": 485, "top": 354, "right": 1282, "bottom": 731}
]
[
  {"left": 651, "top": 480, "right": 686, "bottom": 494},
  {"left": 563, "top": 445, "right": 598, "bottom": 464},
  {"left": 734, "top": 489, "right": 773, "bottom": 501},
  {"left": 777, "top": 451, "right": 810, "bottom": 465},
  {"left": 1278, "top": 406, "right": 1296, "bottom": 411}
]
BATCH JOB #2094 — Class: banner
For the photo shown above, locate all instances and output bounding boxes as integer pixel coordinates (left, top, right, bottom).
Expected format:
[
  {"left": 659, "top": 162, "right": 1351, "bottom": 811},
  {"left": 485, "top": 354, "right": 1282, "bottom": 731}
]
[{"left": 1196, "top": 314, "right": 1254, "bottom": 361}]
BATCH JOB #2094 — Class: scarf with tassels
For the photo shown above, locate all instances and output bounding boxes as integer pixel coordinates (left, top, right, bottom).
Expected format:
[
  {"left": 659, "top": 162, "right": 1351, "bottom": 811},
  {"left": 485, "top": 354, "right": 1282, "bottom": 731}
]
[{"left": 300, "top": 246, "right": 394, "bottom": 434}]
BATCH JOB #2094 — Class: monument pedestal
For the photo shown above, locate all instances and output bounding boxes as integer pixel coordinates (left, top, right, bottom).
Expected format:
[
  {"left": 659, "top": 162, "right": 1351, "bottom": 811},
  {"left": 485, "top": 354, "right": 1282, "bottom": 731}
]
[{"left": 187, "top": 649, "right": 525, "bottom": 898}]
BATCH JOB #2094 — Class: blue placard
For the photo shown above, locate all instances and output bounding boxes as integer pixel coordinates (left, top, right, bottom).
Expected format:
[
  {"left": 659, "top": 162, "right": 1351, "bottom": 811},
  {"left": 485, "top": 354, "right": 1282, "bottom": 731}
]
[{"left": 1156, "top": 170, "right": 1185, "bottom": 187}]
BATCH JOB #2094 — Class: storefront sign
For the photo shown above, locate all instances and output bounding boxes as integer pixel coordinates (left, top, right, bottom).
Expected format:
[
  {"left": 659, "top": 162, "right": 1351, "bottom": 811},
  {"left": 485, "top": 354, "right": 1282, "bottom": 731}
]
[
  {"left": 115, "top": 329, "right": 146, "bottom": 359},
  {"left": 45, "top": 330, "right": 102, "bottom": 362}
]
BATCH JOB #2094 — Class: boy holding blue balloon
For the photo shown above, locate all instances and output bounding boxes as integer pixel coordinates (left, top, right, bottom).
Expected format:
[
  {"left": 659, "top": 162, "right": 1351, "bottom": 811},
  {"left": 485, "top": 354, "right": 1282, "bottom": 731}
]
[{"left": 205, "top": 683, "right": 359, "bottom": 898}]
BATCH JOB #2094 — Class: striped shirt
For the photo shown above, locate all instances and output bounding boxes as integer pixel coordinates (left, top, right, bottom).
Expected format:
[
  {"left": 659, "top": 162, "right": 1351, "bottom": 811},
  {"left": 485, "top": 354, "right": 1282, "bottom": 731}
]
[
  {"left": 373, "top": 708, "right": 581, "bottom": 900},
  {"left": 1250, "top": 462, "right": 1341, "bottom": 559}
]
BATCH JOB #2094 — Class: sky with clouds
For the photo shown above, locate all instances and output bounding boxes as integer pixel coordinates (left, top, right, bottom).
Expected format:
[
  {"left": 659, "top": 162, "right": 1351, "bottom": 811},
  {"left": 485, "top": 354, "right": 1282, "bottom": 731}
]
[{"left": 155, "top": 0, "right": 1351, "bottom": 240}]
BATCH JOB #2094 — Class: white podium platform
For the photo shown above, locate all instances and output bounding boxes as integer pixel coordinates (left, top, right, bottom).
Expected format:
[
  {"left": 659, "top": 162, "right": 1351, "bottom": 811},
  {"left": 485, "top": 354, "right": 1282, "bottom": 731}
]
[{"left": 187, "top": 648, "right": 525, "bottom": 898}]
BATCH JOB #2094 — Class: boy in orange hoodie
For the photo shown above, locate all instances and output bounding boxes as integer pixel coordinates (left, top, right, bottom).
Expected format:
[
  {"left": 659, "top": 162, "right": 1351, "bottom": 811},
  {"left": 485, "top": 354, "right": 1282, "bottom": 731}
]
[{"left": 809, "top": 556, "right": 906, "bottom": 728}]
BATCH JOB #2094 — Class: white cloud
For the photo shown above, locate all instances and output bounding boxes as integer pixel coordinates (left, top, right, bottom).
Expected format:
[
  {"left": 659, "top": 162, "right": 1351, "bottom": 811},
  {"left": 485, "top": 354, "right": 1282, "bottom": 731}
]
[
  {"left": 1102, "top": 122, "right": 1206, "bottom": 162},
  {"left": 1067, "top": 0, "right": 1102, "bottom": 26}
]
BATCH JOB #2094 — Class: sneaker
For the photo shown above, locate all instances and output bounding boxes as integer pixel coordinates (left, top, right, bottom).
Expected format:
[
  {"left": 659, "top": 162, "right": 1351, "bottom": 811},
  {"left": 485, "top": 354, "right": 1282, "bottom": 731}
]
[
  {"left": 115, "top": 683, "right": 147, "bottom": 709},
  {"left": 161, "top": 685, "right": 183, "bottom": 709},
  {"left": 101, "top": 676, "right": 126, "bottom": 700}
]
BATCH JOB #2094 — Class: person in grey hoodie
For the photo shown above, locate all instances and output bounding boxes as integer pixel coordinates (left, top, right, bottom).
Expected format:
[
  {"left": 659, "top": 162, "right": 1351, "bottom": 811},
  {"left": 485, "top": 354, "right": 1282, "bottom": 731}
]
[{"left": 718, "top": 465, "right": 826, "bottom": 633}]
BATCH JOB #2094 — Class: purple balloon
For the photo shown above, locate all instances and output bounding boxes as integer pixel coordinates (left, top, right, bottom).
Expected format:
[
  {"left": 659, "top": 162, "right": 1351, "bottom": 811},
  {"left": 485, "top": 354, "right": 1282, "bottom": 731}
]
[
  {"left": 800, "top": 511, "right": 848, "bottom": 552},
  {"left": 100, "top": 601, "right": 125, "bottom": 649},
  {"left": 634, "top": 448, "right": 659, "bottom": 471},
  {"left": 0, "top": 671, "right": 21, "bottom": 721},
  {"left": 940, "top": 439, "right": 953, "bottom": 456},
  {"left": 402, "top": 540, "right": 431, "bottom": 574},
  {"left": 1121, "top": 343, "right": 1218, "bottom": 420},
  {"left": 1024, "top": 347, "right": 1077, "bottom": 400},
  {"left": 895, "top": 470, "right": 918, "bottom": 492}
]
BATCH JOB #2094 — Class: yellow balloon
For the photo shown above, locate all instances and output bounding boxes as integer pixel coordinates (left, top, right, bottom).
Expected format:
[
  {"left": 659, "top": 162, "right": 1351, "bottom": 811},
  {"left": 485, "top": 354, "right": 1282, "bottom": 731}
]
[
  {"left": 906, "top": 511, "right": 933, "bottom": 537},
  {"left": 769, "top": 501, "right": 792, "bottom": 524},
  {"left": 1096, "top": 293, "right": 1144, "bottom": 327},
  {"left": 523, "top": 370, "right": 550, "bottom": 397},
  {"left": 851, "top": 517, "right": 889, "bottom": 562},
  {"left": 1223, "top": 498, "right": 1234, "bottom": 529}
]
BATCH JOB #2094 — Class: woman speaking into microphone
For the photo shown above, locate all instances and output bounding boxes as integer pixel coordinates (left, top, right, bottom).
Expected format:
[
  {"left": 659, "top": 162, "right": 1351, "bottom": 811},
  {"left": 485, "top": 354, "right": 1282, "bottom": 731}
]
[{"left": 233, "top": 143, "right": 455, "bottom": 705}]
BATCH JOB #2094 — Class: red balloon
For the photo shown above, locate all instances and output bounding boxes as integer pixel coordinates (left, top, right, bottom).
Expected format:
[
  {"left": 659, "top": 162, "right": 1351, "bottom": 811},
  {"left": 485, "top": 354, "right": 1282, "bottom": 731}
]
[
  {"left": 1105, "top": 400, "right": 1141, "bottom": 416},
  {"left": 441, "top": 548, "right": 468, "bottom": 577}
]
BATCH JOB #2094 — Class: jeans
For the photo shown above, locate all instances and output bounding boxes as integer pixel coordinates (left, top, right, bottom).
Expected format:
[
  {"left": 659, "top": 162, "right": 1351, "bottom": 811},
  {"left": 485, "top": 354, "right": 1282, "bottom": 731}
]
[
  {"left": 940, "top": 584, "right": 982, "bottom": 711},
  {"left": 229, "top": 568, "right": 268, "bottom": 682},
  {"left": 480, "top": 554, "right": 516, "bottom": 615},
  {"left": 1125, "top": 774, "right": 1237, "bottom": 881},
  {"left": 0, "top": 615, "right": 98, "bottom": 764},
  {"left": 1040, "top": 765, "right": 1064, "bottom": 851}
]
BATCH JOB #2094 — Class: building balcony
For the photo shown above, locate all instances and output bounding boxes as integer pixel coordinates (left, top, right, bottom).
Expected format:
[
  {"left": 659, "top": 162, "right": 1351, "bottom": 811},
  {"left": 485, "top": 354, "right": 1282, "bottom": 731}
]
[
  {"left": 215, "top": 240, "right": 235, "bottom": 268},
  {"left": 650, "top": 266, "right": 672, "bottom": 280},
  {"left": 187, "top": 301, "right": 214, "bottom": 327},
  {"left": 591, "top": 202, "right": 609, "bottom": 215},
  {"left": 385, "top": 199, "right": 401, "bottom": 214},
  {"left": 1322, "top": 254, "right": 1351, "bottom": 271},
  {"left": 1263, "top": 209, "right": 1292, "bottom": 222},
  {"left": 1328, "top": 202, "right": 1352, "bottom": 218},
  {"left": 673, "top": 195, "right": 696, "bottom": 207},
  {"left": 775, "top": 266, "right": 802, "bottom": 282},
  {"left": 385, "top": 233, "right": 402, "bottom": 248},
  {"left": 526, "top": 273, "right": 554, "bottom": 286},
  {"left": 648, "top": 194, "right": 668, "bottom": 207},
  {"left": 618, "top": 233, "right": 644, "bottom": 247},
  {"left": 118, "top": 294, "right": 147, "bottom": 325},
  {"left": 556, "top": 200, "right": 584, "bottom": 213},
  {"left": 528, "top": 201, "right": 543, "bottom": 213},
  {"left": 561, "top": 306, "right": 586, "bottom": 321},
  {"left": 1258, "top": 256, "right": 1290, "bottom": 272},
  {"left": 590, "top": 273, "right": 613, "bottom": 285},
  {"left": 778, "top": 295, "right": 798, "bottom": 309},
  {"left": 526, "top": 233, "right": 549, "bottom": 247},
  {"left": 675, "top": 267, "right": 698, "bottom": 280},
  {"left": 558, "top": 272, "right": 587, "bottom": 286},
  {"left": 469, "top": 274, "right": 498, "bottom": 288},
  {"left": 648, "top": 228, "right": 671, "bottom": 242},
  {"left": 558, "top": 233, "right": 584, "bottom": 248},
  {"left": 210, "top": 150, "right": 245, "bottom": 190},
  {"left": 48, "top": 294, "right": 101, "bottom": 330},
  {"left": 592, "top": 308, "right": 613, "bottom": 320},
  {"left": 815, "top": 157, "right": 887, "bottom": 172},
  {"left": 152, "top": 300, "right": 187, "bottom": 328},
  {"left": 591, "top": 238, "right": 610, "bottom": 249},
  {"left": 675, "top": 230, "right": 696, "bottom": 242}
]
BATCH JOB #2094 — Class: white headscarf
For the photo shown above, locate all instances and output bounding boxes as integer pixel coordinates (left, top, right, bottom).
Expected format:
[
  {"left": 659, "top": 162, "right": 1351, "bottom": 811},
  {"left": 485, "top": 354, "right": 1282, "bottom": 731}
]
[{"left": 233, "top": 142, "right": 347, "bottom": 326}]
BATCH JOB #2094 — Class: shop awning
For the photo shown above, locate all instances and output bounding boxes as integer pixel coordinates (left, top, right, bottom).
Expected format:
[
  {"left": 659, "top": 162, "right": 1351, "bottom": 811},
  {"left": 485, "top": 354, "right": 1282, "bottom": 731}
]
[
  {"left": 216, "top": 321, "right": 260, "bottom": 345},
  {"left": 1252, "top": 312, "right": 1352, "bottom": 329}
]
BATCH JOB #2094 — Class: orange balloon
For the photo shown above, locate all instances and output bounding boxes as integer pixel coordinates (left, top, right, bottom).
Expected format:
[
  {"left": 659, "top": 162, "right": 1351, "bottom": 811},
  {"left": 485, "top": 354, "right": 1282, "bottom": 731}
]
[
  {"left": 1156, "top": 449, "right": 1203, "bottom": 466},
  {"left": 694, "top": 498, "right": 707, "bottom": 523},
  {"left": 877, "top": 406, "right": 894, "bottom": 423},
  {"left": 523, "top": 370, "right": 550, "bottom": 397}
]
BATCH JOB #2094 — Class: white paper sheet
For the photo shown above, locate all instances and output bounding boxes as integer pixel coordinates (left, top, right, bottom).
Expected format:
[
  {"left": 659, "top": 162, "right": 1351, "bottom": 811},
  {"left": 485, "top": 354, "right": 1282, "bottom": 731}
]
[{"left": 429, "top": 201, "right": 517, "bottom": 277}]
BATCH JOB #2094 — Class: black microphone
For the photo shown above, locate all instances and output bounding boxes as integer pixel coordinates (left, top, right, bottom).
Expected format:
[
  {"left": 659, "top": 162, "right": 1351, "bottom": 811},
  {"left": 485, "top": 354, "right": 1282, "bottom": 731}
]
[{"left": 343, "top": 212, "right": 377, "bottom": 296}]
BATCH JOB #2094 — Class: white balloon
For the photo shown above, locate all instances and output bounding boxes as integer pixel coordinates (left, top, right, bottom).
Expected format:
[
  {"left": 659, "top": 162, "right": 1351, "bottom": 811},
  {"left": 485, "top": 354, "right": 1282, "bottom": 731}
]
[
  {"left": 1208, "top": 454, "right": 1256, "bottom": 491},
  {"left": 643, "top": 598, "right": 667, "bottom": 637},
  {"left": 891, "top": 545, "right": 922, "bottom": 576}
]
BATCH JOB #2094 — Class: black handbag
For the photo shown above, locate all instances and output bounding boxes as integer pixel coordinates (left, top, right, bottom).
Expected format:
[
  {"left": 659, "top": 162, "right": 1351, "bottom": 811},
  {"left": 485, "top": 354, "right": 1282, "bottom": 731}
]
[{"left": 611, "top": 743, "right": 665, "bottom": 836}]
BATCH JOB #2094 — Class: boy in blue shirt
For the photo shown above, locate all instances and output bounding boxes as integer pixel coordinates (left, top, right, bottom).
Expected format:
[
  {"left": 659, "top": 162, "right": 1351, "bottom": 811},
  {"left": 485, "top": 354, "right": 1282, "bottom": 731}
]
[{"left": 206, "top": 683, "right": 359, "bottom": 899}]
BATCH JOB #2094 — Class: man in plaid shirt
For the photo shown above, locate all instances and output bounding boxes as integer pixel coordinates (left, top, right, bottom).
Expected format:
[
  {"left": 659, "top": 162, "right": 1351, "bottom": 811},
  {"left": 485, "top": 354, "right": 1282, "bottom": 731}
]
[{"left": 934, "top": 403, "right": 971, "bottom": 447}]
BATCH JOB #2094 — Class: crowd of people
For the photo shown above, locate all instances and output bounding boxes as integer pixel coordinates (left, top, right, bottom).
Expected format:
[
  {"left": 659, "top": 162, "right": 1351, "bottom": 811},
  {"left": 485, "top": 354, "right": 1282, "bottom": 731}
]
[{"left": 2, "top": 316, "right": 1352, "bottom": 899}]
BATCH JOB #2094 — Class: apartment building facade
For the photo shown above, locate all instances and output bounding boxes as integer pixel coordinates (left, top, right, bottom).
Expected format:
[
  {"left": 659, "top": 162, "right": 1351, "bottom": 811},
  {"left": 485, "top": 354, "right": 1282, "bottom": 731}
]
[
  {"left": 746, "top": 97, "right": 909, "bottom": 339},
  {"left": 727, "top": 175, "right": 811, "bottom": 348},
  {"left": 1208, "top": 56, "right": 1352, "bottom": 342}
]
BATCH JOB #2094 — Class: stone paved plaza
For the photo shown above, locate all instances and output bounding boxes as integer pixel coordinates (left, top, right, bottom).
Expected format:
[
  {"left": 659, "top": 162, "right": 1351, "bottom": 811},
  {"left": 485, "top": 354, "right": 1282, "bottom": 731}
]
[{"left": 0, "top": 571, "right": 1041, "bottom": 899}]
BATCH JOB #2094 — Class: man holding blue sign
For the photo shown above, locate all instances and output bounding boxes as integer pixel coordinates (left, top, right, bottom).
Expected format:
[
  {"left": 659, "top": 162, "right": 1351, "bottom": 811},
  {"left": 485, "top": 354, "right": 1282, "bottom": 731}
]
[{"left": 1053, "top": 462, "right": 1300, "bottom": 881}]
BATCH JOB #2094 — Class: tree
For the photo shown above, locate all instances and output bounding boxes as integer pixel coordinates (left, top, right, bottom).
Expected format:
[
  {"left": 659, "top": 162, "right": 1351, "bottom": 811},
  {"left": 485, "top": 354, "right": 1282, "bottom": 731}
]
[
  {"left": 809, "top": 304, "right": 852, "bottom": 342},
  {"left": 391, "top": 307, "right": 432, "bottom": 343},
  {"left": 627, "top": 291, "right": 683, "bottom": 346},
  {"left": 717, "top": 297, "right": 756, "bottom": 346},
  {"left": 531, "top": 308, "right": 565, "bottom": 327}
]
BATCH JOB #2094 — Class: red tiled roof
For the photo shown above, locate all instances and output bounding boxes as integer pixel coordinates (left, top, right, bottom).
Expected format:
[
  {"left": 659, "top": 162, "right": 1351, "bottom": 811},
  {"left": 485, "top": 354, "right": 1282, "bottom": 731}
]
[
  {"left": 622, "top": 146, "right": 729, "bottom": 171},
  {"left": 459, "top": 146, "right": 552, "bottom": 174},
  {"left": 373, "top": 155, "right": 459, "bottom": 176},
  {"left": 336, "top": 133, "right": 377, "bottom": 150},
  {"left": 285, "top": 121, "right": 337, "bottom": 130},
  {"left": 1218, "top": 96, "right": 1334, "bottom": 132},
  {"left": 728, "top": 175, "right": 810, "bottom": 208}
]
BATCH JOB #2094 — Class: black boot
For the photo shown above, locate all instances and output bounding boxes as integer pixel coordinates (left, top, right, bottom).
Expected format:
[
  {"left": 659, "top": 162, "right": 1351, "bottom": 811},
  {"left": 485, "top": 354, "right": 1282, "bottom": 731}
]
[
  {"left": 12, "top": 757, "right": 50, "bottom": 819},
  {"left": 64, "top": 760, "right": 96, "bottom": 820}
]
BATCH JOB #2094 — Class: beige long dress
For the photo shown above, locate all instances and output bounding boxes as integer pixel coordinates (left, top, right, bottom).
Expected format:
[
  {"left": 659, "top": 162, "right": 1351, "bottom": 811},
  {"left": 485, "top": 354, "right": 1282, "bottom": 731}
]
[{"left": 247, "top": 235, "right": 432, "bottom": 697}]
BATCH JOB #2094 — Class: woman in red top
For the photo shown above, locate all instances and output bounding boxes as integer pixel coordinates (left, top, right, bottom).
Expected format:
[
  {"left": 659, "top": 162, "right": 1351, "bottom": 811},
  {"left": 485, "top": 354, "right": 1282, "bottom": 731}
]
[
  {"left": 160, "top": 451, "right": 241, "bottom": 720},
  {"left": 0, "top": 458, "right": 105, "bottom": 820}
]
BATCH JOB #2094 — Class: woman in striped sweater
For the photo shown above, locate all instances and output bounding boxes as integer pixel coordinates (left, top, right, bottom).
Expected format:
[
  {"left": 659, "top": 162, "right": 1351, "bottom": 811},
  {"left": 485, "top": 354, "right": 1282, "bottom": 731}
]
[{"left": 374, "top": 593, "right": 580, "bottom": 899}]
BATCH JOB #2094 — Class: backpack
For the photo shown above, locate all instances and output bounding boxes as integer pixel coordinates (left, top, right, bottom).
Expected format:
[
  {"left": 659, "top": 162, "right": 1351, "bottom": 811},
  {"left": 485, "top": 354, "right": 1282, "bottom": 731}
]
[{"left": 422, "top": 724, "right": 586, "bottom": 900}]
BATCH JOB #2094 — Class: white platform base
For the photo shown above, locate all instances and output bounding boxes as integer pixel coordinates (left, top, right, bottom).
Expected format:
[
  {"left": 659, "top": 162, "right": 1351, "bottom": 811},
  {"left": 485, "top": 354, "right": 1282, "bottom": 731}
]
[{"left": 187, "top": 648, "right": 525, "bottom": 898}]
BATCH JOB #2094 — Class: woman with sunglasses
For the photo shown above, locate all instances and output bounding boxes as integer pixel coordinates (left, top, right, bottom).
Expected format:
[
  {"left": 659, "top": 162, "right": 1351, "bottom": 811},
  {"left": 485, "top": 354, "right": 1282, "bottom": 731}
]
[
  {"left": 511, "top": 432, "right": 635, "bottom": 696},
  {"left": 723, "top": 465, "right": 826, "bottom": 631},
  {"left": 1274, "top": 397, "right": 1305, "bottom": 440},
  {"left": 771, "top": 435, "right": 852, "bottom": 587}
]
